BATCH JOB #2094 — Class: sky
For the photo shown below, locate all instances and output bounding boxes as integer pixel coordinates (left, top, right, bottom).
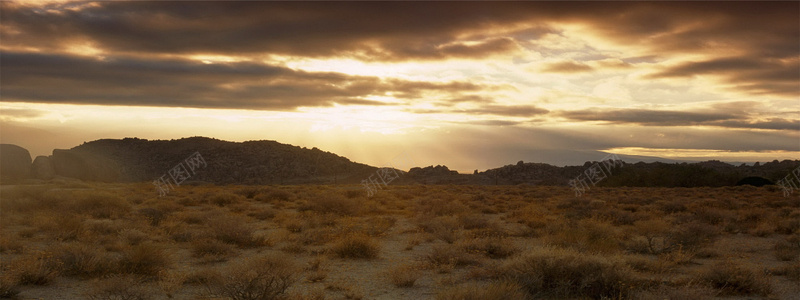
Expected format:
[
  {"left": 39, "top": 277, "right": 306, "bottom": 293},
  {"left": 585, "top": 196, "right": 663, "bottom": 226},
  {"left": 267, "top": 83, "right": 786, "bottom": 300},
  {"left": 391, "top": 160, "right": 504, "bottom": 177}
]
[{"left": 1, "top": 1, "right": 798, "bottom": 172}]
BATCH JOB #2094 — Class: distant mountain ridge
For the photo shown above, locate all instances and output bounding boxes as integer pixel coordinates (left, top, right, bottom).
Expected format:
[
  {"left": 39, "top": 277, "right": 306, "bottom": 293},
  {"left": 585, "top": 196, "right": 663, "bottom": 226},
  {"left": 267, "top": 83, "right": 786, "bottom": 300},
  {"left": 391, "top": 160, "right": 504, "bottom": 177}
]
[{"left": 1, "top": 137, "right": 797, "bottom": 188}]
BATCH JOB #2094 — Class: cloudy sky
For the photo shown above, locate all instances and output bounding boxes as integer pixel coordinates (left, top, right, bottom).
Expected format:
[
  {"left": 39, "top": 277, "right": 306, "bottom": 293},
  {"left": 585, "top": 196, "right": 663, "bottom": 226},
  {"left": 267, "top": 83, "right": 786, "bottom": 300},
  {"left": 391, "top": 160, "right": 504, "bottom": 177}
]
[{"left": 1, "top": 1, "right": 798, "bottom": 171}]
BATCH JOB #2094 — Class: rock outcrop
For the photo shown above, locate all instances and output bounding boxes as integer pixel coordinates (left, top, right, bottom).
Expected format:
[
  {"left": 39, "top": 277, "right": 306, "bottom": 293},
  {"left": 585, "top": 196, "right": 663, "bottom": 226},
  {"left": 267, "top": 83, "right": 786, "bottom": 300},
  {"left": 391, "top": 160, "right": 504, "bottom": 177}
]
[
  {"left": 31, "top": 155, "right": 56, "bottom": 180},
  {"left": 0, "top": 144, "right": 32, "bottom": 180}
]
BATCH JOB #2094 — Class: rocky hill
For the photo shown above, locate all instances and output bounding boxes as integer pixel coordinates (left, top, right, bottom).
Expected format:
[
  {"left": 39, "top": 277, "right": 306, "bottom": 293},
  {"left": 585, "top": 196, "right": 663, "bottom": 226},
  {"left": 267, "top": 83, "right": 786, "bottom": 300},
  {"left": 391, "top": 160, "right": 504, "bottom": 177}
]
[
  {"left": 1, "top": 138, "right": 797, "bottom": 188},
  {"left": 1, "top": 137, "right": 379, "bottom": 185}
]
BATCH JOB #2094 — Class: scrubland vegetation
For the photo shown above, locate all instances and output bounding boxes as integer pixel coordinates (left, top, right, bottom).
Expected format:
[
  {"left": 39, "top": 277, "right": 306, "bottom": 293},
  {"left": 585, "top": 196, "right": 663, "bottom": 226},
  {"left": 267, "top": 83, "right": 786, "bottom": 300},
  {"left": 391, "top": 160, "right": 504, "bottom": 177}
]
[{"left": 0, "top": 181, "right": 798, "bottom": 299}]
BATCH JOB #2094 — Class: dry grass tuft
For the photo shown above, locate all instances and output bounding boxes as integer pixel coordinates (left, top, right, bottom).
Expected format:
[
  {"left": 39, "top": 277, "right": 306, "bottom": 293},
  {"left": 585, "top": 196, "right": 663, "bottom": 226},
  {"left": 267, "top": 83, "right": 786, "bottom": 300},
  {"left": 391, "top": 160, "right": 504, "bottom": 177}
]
[
  {"left": 386, "top": 264, "right": 421, "bottom": 288},
  {"left": 422, "top": 244, "right": 482, "bottom": 270},
  {"left": 202, "top": 253, "right": 297, "bottom": 300},
  {"left": 206, "top": 192, "right": 243, "bottom": 207},
  {"left": 209, "top": 214, "right": 266, "bottom": 248},
  {"left": 459, "top": 237, "right": 517, "bottom": 259},
  {"left": 86, "top": 274, "right": 155, "bottom": 300},
  {"left": 501, "top": 246, "right": 639, "bottom": 299},
  {"left": 119, "top": 242, "right": 171, "bottom": 276},
  {"left": 191, "top": 238, "right": 236, "bottom": 262},
  {"left": 51, "top": 242, "right": 115, "bottom": 278},
  {"left": 695, "top": 260, "right": 771, "bottom": 296},
  {"left": 300, "top": 194, "right": 360, "bottom": 216},
  {"left": 330, "top": 234, "right": 380, "bottom": 259},
  {"left": 7, "top": 251, "right": 60, "bottom": 286},
  {"left": 435, "top": 280, "right": 528, "bottom": 300}
]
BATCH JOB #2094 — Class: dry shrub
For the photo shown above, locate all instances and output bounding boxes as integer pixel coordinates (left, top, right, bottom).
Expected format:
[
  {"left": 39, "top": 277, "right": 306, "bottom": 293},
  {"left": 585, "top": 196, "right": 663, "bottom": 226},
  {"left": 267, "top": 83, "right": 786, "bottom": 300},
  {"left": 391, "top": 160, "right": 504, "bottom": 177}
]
[
  {"left": 510, "top": 204, "right": 550, "bottom": 230},
  {"left": 86, "top": 275, "right": 155, "bottom": 300},
  {"left": 658, "top": 200, "right": 688, "bottom": 214},
  {"left": 417, "top": 215, "right": 462, "bottom": 244},
  {"left": 157, "top": 269, "right": 187, "bottom": 299},
  {"left": 176, "top": 210, "right": 206, "bottom": 225},
  {"left": 459, "top": 237, "right": 517, "bottom": 259},
  {"left": 0, "top": 234, "right": 24, "bottom": 254},
  {"left": 775, "top": 217, "right": 800, "bottom": 234},
  {"left": 337, "top": 216, "right": 396, "bottom": 237},
  {"left": 35, "top": 212, "right": 85, "bottom": 241},
  {"left": 343, "top": 189, "right": 364, "bottom": 199},
  {"left": 422, "top": 244, "right": 481, "bottom": 269},
  {"left": 234, "top": 186, "right": 263, "bottom": 199},
  {"left": 502, "top": 246, "right": 638, "bottom": 299},
  {"left": 544, "top": 218, "right": 621, "bottom": 253},
  {"left": 693, "top": 207, "right": 736, "bottom": 226},
  {"left": 72, "top": 191, "right": 131, "bottom": 219},
  {"left": 120, "top": 229, "right": 150, "bottom": 246},
  {"left": 624, "top": 255, "right": 671, "bottom": 274},
  {"left": 7, "top": 250, "right": 60, "bottom": 285},
  {"left": 667, "top": 221, "right": 719, "bottom": 251},
  {"left": 191, "top": 238, "right": 236, "bottom": 262},
  {"left": 137, "top": 207, "right": 166, "bottom": 226},
  {"left": 695, "top": 260, "right": 771, "bottom": 296},
  {"left": 254, "top": 188, "right": 293, "bottom": 203},
  {"left": 629, "top": 219, "right": 671, "bottom": 254},
  {"left": 210, "top": 214, "right": 265, "bottom": 248},
  {"left": 435, "top": 280, "right": 528, "bottom": 300},
  {"left": 119, "top": 242, "right": 171, "bottom": 276},
  {"left": 86, "top": 219, "right": 123, "bottom": 236},
  {"left": 51, "top": 242, "right": 115, "bottom": 277},
  {"left": 206, "top": 192, "right": 243, "bottom": 207},
  {"left": 0, "top": 272, "right": 20, "bottom": 299},
  {"left": 362, "top": 216, "right": 397, "bottom": 236},
  {"left": 247, "top": 207, "right": 277, "bottom": 220},
  {"left": 386, "top": 264, "right": 421, "bottom": 288},
  {"left": 633, "top": 285, "right": 715, "bottom": 300},
  {"left": 298, "top": 228, "right": 337, "bottom": 246},
  {"left": 202, "top": 254, "right": 297, "bottom": 300},
  {"left": 330, "top": 234, "right": 380, "bottom": 259},
  {"left": 771, "top": 260, "right": 800, "bottom": 281},
  {"left": 0, "top": 185, "right": 63, "bottom": 213},
  {"left": 773, "top": 238, "right": 800, "bottom": 261},
  {"left": 458, "top": 214, "right": 489, "bottom": 230},
  {"left": 415, "top": 197, "right": 466, "bottom": 217},
  {"left": 599, "top": 207, "right": 645, "bottom": 226},
  {"left": 300, "top": 194, "right": 360, "bottom": 216}
]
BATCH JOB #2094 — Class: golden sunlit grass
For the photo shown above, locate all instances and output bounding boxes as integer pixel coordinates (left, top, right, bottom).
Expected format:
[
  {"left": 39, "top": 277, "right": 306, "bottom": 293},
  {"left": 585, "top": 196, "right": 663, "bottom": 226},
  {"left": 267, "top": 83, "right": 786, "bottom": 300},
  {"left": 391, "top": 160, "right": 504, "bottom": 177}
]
[{"left": 0, "top": 183, "right": 798, "bottom": 299}]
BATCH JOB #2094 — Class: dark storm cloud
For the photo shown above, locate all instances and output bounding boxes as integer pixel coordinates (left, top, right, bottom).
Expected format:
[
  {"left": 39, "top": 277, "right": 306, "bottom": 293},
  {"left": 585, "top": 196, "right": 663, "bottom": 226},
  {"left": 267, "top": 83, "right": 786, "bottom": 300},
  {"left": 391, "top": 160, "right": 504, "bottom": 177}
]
[
  {"left": 0, "top": 52, "right": 490, "bottom": 110},
  {"left": 558, "top": 108, "right": 799, "bottom": 131},
  {"left": 3, "top": 2, "right": 796, "bottom": 59},
  {"left": 1, "top": 0, "right": 797, "bottom": 107},
  {"left": 0, "top": 1, "right": 531, "bottom": 61},
  {"left": 647, "top": 57, "right": 800, "bottom": 96}
]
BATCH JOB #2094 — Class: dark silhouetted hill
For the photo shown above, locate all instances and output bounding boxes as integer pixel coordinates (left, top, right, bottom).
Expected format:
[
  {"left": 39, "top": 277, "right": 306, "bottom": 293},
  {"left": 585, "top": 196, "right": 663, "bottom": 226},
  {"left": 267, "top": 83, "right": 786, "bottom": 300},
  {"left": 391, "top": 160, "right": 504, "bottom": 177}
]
[
  {"left": 43, "top": 137, "right": 379, "bottom": 184},
  {"left": 2, "top": 138, "right": 797, "bottom": 188}
]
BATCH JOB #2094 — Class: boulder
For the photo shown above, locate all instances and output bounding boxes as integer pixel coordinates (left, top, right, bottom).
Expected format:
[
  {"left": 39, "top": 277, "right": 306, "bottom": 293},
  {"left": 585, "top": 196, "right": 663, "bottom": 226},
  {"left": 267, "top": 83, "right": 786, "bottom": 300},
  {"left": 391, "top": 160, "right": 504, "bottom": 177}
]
[
  {"left": 31, "top": 155, "right": 56, "bottom": 180},
  {"left": 0, "top": 144, "right": 32, "bottom": 180}
]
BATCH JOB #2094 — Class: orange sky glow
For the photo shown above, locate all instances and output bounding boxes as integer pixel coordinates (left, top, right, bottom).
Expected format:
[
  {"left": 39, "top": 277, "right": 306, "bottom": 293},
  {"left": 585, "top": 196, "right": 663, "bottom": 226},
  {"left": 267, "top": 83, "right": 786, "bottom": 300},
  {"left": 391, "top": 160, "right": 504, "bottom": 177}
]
[{"left": 1, "top": 1, "right": 798, "bottom": 171}]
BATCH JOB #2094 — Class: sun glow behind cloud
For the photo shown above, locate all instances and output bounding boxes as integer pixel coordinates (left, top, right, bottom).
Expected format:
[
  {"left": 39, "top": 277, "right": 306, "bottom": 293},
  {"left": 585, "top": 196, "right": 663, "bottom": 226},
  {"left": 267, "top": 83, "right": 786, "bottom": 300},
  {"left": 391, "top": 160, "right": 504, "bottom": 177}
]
[{"left": 0, "top": 1, "right": 797, "bottom": 169}]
